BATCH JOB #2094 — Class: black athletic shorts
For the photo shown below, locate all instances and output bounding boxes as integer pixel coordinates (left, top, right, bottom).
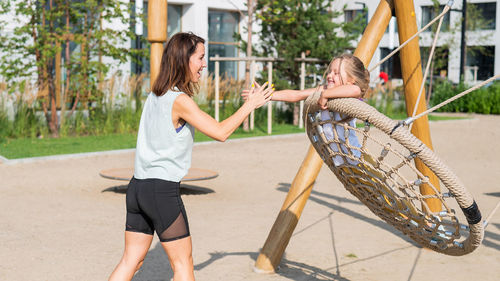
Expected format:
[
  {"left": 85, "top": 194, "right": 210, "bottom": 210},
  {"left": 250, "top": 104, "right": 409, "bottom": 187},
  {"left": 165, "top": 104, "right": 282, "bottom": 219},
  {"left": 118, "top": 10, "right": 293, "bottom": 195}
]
[{"left": 125, "top": 177, "right": 190, "bottom": 242}]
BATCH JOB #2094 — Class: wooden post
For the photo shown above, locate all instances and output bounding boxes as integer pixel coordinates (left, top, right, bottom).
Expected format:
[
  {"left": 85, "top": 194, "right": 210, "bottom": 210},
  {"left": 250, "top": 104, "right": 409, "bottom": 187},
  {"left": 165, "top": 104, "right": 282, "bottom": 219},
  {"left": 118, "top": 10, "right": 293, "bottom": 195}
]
[
  {"left": 215, "top": 55, "right": 220, "bottom": 122},
  {"left": 267, "top": 61, "right": 273, "bottom": 134},
  {"left": 148, "top": 0, "right": 167, "bottom": 87},
  {"left": 393, "top": 0, "right": 441, "bottom": 212},
  {"left": 254, "top": 0, "right": 394, "bottom": 273},
  {"left": 299, "top": 52, "right": 305, "bottom": 129},
  {"left": 250, "top": 60, "right": 256, "bottom": 131}
]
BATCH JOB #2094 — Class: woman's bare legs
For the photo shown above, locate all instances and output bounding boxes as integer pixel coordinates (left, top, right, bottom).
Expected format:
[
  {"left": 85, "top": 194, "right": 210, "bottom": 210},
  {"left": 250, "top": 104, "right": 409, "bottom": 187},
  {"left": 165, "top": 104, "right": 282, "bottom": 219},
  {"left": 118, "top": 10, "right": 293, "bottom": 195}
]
[
  {"left": 161, "top": 236, "right": 194, "bottom": 281},
  {"left": 109, "top": 231, "right": 153, "bottom": 281}
]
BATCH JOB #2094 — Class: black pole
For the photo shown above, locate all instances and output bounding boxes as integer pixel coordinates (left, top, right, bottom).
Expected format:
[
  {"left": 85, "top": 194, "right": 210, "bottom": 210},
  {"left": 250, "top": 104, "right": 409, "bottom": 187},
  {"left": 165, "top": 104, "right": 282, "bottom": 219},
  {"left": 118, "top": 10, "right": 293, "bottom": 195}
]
[{"left": 459, "top": 0, "right": 467, "bottom": 82}]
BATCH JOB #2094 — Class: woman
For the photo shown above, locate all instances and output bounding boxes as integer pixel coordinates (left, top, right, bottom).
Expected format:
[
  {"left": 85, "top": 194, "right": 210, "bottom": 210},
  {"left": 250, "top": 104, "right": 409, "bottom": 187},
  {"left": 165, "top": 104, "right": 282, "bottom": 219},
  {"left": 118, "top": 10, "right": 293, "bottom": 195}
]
[{"left": 109, "top": 32, "right": 273, "bottom": 281}]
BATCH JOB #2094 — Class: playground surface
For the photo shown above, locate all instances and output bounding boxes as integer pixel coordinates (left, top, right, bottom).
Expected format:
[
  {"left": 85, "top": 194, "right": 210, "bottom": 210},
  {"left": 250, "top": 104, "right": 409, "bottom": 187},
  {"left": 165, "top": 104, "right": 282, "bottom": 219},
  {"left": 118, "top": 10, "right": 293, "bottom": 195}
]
[{"left": 1, "top": 113, "right": 499, "bottom": 281}]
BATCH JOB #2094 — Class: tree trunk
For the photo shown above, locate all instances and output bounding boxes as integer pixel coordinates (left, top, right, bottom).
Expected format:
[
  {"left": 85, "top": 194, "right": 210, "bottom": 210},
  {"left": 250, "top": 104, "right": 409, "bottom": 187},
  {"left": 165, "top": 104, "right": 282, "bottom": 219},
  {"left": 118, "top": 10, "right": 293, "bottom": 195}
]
[
  {"left": 60, "top": 2, "right": 71, "bottom": 128},
  {"left": 47, "top": 0, "right": 59, "bottom": 137},
  {"left": 48, "top": 70, "right": 59, "bottom": 137}
]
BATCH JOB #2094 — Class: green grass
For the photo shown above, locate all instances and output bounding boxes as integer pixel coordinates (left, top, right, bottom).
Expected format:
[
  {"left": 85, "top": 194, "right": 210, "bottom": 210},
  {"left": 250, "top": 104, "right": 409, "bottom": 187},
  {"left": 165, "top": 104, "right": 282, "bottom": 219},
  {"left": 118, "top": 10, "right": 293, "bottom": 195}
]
[
  {"left": 427, "top": 114, "right": 470, "bottom": 121},
  {"left": 387, "top": 112, "right": 470, "bottom": 121},
  {"left": 0, "top": 123, "right": 305, "bottom": 160},
  {"left": 0, "top": 115, "right": 469, "bottom": 160}
]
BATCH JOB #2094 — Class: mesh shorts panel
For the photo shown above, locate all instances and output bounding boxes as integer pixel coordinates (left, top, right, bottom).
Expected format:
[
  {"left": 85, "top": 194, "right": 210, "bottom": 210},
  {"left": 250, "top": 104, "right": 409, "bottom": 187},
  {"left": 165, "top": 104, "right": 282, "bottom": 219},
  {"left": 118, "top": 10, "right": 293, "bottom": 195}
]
[{"left": 159, "top": 211, "right": 190, "bottom": 242}]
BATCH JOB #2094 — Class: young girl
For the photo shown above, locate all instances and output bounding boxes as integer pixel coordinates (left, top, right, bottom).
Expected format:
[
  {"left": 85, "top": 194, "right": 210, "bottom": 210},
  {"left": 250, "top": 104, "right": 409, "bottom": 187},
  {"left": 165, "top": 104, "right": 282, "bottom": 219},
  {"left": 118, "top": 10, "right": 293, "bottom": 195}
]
[
  {"left": 246, "top": 54, "right": 370, "bottom": 165},
  {"left": 108, "top": 32, "right": 273, "bottom": 281}
]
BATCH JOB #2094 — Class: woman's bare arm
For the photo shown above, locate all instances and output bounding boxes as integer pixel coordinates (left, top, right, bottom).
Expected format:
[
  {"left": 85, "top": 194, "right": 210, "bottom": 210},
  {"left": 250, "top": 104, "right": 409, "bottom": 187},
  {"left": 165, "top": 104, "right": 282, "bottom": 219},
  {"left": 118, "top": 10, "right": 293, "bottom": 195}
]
[{"left": 175, "top": 83, "right": 273, "bottom": 142}]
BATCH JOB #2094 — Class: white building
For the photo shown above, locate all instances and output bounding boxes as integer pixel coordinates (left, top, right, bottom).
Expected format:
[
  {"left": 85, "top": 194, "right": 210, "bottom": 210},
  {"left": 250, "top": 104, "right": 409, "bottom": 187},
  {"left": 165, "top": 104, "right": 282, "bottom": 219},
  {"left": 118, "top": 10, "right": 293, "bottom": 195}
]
[
  {"left": 2, "top": 0, "right": 497, "bottom": 85},
  {"left": 131, "top": 0, "right": 497, "bottom": 84},
  {"left": 335, "top": 0, "right": 498, "bottom": 83}
]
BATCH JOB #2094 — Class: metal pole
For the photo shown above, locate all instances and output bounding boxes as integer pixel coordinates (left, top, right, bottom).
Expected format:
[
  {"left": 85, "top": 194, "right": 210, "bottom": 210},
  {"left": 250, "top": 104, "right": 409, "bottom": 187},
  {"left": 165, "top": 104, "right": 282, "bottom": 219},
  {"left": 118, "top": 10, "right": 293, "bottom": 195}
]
[
  {"left": 267, "top": 61, "right": 273, "bottom": 134},
  {"left": 459, "top": 0, "right": 467, "bottom": 82},
  {"left": 215, "top": 55, "right": 220, "bottom": 122}
]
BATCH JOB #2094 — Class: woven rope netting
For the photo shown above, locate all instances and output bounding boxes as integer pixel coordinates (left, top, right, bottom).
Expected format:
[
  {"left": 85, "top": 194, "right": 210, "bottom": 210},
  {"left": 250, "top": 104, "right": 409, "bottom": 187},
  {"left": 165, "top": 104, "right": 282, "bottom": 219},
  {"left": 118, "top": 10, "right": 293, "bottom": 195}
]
[{"left": 304, "top": 93, "right": 484, "bottom": 255}]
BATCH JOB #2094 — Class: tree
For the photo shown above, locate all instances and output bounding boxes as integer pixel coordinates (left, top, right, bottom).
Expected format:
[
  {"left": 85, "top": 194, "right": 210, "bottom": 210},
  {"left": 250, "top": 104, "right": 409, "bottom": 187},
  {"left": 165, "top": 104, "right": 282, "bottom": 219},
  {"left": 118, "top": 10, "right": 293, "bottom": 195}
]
[
  {"left": 0, "top": 0, "right": 144, "bottom": 137},
  {"left": 247, "top": 0, "right": 364, "bottom": 124}
]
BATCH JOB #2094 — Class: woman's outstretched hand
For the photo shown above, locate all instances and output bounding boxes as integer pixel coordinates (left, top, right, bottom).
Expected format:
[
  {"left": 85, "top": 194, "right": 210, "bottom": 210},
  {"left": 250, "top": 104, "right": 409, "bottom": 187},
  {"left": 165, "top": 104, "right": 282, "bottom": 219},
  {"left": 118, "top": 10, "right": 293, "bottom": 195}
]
[{"left": 244, "top": 81, "right": 274, "bottom": 108}]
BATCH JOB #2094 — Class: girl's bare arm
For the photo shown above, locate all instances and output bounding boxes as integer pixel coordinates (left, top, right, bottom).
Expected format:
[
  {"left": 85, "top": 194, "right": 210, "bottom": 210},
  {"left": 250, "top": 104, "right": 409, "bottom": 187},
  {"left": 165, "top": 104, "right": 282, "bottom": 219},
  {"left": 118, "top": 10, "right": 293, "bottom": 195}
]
[
  {"left": 318, "top": 85, "right": 361, "bottom": 110},
  {"left": 270, "top": 87, "right": 318, "bottom": 102}
]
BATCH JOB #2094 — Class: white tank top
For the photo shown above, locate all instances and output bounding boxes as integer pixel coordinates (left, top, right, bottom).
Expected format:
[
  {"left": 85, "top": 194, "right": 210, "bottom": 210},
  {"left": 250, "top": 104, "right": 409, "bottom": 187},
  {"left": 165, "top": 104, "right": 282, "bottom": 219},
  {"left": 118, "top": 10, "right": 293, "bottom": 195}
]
[{"left": 134, "top": 90, "right": 195, "bottom": 182}]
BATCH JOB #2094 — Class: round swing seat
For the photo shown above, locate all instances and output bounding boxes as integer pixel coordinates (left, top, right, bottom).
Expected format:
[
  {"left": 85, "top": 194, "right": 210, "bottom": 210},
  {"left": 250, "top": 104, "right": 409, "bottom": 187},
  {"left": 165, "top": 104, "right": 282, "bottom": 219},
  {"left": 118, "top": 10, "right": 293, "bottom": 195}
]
[{"left": 304, "top": 93, "right": 483, "bottom": 256}]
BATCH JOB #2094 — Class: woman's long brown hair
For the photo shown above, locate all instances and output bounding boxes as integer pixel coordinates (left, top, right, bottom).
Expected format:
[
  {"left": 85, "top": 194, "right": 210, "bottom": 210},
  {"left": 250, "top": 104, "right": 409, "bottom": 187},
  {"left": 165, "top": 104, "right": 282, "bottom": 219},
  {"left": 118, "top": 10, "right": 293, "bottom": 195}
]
[{"left": 152, "top": 32, "right": 205, "bottom": 97}]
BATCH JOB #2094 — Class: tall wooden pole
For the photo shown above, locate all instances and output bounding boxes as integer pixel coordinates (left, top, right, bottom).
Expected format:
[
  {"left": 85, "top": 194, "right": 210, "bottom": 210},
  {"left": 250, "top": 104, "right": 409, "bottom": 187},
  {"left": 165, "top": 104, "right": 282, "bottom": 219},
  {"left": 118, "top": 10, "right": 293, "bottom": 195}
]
[
  {"left": 148, "top": 0, "right": 167, "bottom": 87},
  {"left": 299, "top": 52, "right": 305, "bottom": 129},
  {"left": 215, "top": 55, "right": 220, "bottom": 122},
  {"left": 393, "top": 0, "right": 441, "bottom": 212},
  {"left": 254, "top": 0, "right": 394, "bottom": 273},
  {"left": 267, "top": 61, "right": 273, "bottom": 134},
  {"left": 243, "top": 0, "right": 254, "bottom": 132}
]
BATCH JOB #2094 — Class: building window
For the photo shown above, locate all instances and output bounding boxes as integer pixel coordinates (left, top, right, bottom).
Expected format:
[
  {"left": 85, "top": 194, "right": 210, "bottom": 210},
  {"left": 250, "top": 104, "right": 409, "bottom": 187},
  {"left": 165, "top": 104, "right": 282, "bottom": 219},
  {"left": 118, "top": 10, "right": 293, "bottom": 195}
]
[
  {"left": 380, "top": 47, "right": 402, "bottom": 79},
  {"left": 467, "top": 2, "right": 496, "bottom": 31},
  {"left": 208, "top": 10, "right": 239, "bottom": 78},
  {"left": 167, "top": 4, "right": 182, "bottom": 37},
  {"left": 420, "top": 46, "right": 449, "bottom": 77},
  {"left": 466, "top": 46, "right": 494, "bottom": 81},
  {"left": 131, "top": 2, "right": 183, "bottom": 75},
  {"left": 344, "top": 9, "right": 368, "bottom": 29},
  {"left": 421, "top": 5, "right": 450, "bottom": 32}
]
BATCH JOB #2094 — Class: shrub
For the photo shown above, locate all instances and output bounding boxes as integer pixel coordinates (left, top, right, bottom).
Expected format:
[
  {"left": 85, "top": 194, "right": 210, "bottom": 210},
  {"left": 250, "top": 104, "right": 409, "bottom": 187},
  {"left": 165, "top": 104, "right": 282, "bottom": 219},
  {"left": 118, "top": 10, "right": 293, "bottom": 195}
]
[{"left": 430, "top": 80, "right": 500, "bottom": 114}]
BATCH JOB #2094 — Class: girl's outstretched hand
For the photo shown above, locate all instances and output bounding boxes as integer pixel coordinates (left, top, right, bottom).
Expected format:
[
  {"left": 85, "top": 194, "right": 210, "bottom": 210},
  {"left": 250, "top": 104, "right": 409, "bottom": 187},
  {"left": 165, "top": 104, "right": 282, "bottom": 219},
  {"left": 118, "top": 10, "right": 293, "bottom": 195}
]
[
  {"left": 241, "top": 89, "right": 250, "bottom": 101},
  {"left": 244, "top": 81, "right": 274, "bottom": 108},
  {"left": 318, "top": 92, "right": 328, "bottom": 110}
]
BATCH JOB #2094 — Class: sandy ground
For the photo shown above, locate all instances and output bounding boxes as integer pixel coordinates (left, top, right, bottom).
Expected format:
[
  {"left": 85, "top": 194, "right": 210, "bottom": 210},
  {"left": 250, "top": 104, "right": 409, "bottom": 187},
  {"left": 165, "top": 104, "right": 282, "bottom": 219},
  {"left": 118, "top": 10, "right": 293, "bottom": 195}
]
[{"left": 1, "top": 114, "right": 499, "bottom": 281}]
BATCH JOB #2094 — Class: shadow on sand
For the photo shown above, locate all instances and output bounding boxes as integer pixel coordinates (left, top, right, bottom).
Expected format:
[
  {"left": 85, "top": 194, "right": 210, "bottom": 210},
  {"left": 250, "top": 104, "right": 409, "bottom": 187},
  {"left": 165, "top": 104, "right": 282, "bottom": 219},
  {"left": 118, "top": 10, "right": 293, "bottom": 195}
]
[
  {"left": 276, "top": 183, "right": 418, "bottom": 246},
  {"left": 134, "top": 244, "right": 351, "bottom": 281},
  {"left": 278, "top": 183, "right": 500, "bottom": 252}
]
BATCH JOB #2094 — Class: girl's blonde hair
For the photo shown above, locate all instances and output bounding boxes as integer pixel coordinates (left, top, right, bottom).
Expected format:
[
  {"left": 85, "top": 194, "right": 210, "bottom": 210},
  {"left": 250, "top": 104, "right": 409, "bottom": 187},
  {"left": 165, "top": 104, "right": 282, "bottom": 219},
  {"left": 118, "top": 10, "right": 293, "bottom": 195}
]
[{"left": 328, "top": 54, "right": 370, "bottom": 97}]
